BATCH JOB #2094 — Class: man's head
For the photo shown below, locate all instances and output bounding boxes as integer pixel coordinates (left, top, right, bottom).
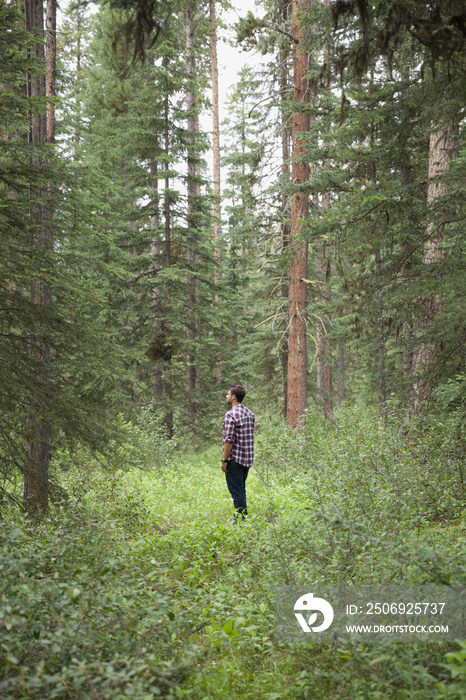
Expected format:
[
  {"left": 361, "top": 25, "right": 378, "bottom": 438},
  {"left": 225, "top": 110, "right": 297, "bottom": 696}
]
[{"left": 227, "top": 384, "right": 246, "bottom": 405}]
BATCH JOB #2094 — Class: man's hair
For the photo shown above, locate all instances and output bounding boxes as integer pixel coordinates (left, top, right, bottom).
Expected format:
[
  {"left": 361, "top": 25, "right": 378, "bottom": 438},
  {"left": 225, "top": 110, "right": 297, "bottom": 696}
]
[{"left": 229, "top": 384, "right": 246, "bottom": 403}]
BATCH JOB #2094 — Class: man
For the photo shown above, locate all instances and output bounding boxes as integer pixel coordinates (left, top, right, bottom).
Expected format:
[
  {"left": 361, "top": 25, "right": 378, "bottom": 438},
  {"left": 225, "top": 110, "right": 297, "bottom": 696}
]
[{"left": 221, "top": 384, "right": 255, "bottom": 521}]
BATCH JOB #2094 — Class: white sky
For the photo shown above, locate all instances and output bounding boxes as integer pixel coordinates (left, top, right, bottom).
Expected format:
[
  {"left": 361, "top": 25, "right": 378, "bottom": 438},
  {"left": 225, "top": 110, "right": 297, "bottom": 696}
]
[{"left": 216, "top": 0, "right": 265, "bottom": 123}]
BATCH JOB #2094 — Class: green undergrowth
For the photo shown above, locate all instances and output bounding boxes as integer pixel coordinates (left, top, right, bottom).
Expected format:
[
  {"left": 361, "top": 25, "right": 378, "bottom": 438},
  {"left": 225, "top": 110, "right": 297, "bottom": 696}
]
[{"left": 1, "top": 405, "right": 465, "bottom": 698}]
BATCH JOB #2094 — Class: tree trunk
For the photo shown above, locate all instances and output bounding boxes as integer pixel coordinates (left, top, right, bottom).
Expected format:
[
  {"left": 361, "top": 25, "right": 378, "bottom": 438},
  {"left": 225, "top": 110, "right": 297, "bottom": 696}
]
[
  {"left": 337, "top": 327, "right": 345, "bottom": 406},
  {"left": 70, "top": 3, "right": 86, "bottom": 157},
  {"left": 370, "top": 148, "right": 386, "bottom": 404},
  {"left": 185, "top": 0, "right": 197, "bottom": 422},
  {"left": 209, "top": 0, "right": 221, "bottom": 265},
  {"left": 162, "top": 80, "right": 173, "bottom": 437},
  {"left": 24, "top": 0, "right": 51, "bottom": 515},
  {"left": 375, "top": 244, "right": 386, "bottom": 402},
  {"left": 194, "top": 115, "right": 202, "bottom": 392},
  {"left": 164, "top": 89, "right": 171, "bottom": 271},
  {"left": 413, "top": 119, "right": 457, "bottom": 408},
  {"left": 209, "top": 2, "right": 223, "bottom": 386},
  {"left": 279, "top": 1, "right": 291, "bottom": 418},
  {"left": 150, "top": 156, "right": 163, "bottom": 408},
  {"left": 46, "top": 0, "right": 56, "bottom": 144},
  {"left": 287, "top": 0, "right": 310, "bottom": 429}
]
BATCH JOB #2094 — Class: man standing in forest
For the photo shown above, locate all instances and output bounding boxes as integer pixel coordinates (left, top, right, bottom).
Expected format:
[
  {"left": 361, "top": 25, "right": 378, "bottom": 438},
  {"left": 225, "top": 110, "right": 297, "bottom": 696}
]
[{"left": 221, "top": 385, "right": 255, "bottom": 522}]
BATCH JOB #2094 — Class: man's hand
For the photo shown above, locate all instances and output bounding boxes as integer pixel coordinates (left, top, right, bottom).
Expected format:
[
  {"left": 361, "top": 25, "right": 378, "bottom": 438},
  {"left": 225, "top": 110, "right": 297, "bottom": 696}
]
[{"left": 221, "top": 442, "right": 233, "bottom": 472}]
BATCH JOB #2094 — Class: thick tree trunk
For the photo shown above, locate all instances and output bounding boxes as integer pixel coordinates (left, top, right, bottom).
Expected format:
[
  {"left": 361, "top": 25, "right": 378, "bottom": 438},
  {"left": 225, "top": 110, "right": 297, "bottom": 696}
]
[
  {"left": 413, "top": 119, "right": 457, "bottom": 409},
  {"left": 287, "top": 0, "right": 310, "bottom": 429}
]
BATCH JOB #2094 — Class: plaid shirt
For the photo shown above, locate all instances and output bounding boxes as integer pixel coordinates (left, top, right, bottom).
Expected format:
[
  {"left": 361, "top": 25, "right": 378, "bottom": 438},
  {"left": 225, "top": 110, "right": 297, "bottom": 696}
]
[{"left": 223, "top": 403, "right": 255, "bottom": 468}]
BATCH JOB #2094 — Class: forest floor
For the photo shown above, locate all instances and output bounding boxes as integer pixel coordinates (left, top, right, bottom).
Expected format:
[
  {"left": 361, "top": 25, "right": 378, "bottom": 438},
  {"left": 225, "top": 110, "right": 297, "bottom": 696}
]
[{"left": 1, "top": 407, "right": 466, "bottom": 698}]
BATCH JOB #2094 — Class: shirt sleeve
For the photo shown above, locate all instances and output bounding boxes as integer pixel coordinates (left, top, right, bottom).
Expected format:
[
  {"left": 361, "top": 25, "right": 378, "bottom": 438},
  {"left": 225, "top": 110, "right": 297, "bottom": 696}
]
[{"left": 223, "top": 413, "right": 236, "bottom": 443}]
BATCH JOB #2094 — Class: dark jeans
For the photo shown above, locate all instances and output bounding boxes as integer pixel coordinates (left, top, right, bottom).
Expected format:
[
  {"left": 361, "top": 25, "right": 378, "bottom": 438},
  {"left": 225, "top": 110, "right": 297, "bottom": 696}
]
[{"left": 225, "top": 459, "right": 249, "bottom": 518}]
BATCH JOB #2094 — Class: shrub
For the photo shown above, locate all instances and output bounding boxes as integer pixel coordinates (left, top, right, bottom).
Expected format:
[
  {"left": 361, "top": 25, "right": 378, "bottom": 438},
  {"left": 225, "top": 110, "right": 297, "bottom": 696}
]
[{"left": 0, "top": 507, "right": 192, "bottom": 699}]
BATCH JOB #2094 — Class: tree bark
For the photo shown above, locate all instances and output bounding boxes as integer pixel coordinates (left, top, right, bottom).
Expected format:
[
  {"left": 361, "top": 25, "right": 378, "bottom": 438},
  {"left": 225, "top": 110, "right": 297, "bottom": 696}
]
[
  {"left": 287, "top": 0, "right": 310, "bottom": 429},
  {"left": 413, "top": 119, "right": 457, "bottom": 409},
  {"left": 279, "top": 0, "right": 291, "bottom": 418},
  {"left": 162, "top": 76, "right": 173, "bottom": 437}
]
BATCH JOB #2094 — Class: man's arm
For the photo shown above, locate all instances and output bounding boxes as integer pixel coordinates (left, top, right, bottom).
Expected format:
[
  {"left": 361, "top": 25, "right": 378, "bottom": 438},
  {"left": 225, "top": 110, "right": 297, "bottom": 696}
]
[
  {"left": 221, "top": 441, "right": 233, "bottom": 472},
  {"left": 222, "top": 412, "right": 236, "bottom": 472}
]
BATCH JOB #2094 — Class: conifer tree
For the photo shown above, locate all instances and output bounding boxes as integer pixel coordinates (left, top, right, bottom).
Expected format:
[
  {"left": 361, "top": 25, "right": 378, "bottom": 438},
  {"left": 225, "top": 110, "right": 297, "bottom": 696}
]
[
  {"left": 1, "top": 3, "right": 128, "bottom": 509},
  {"left": 287, "top": 0, "right": 311, "bottom": 428},
  {"left": 69, "top": 2, "right": 223, "bottom": 438},
  {"left": 309, "top": 0, "right": 466, "bottom": 409},
  {"left": 413, "top": 117, "right": 459, "bottom": 408}
]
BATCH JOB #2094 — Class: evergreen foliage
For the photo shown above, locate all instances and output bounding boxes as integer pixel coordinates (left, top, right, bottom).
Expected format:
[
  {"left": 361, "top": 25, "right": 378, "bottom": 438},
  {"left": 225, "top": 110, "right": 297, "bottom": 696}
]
[
  {"left": 0, "top": 0, "right": 465, "bottom": 696},
  {"left": 235, "top": 0, "right": 465, "bottom": 413},
  {"left": 0, "top": 4, "right": 122, "bottom": 506}
]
